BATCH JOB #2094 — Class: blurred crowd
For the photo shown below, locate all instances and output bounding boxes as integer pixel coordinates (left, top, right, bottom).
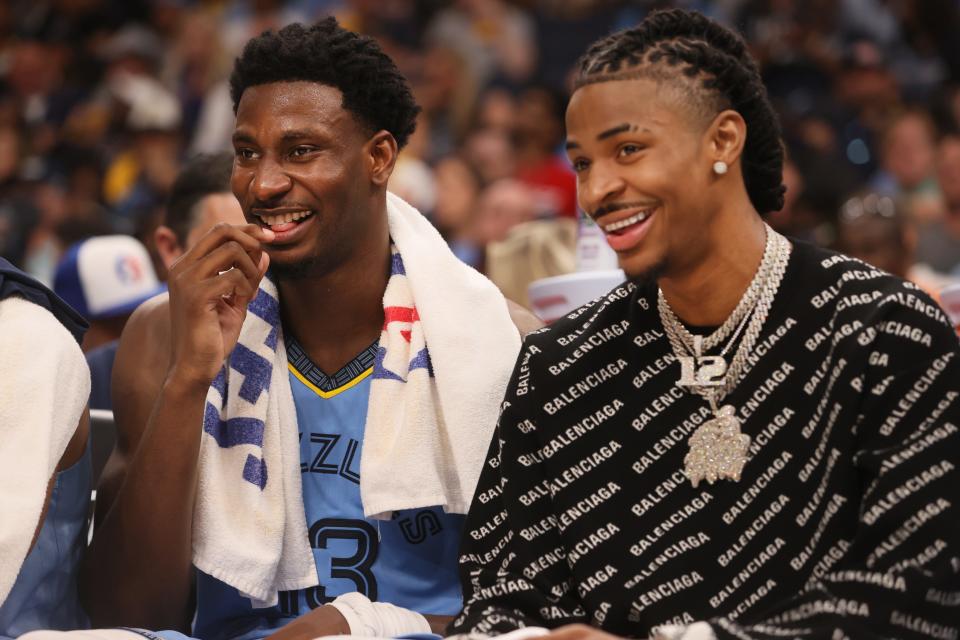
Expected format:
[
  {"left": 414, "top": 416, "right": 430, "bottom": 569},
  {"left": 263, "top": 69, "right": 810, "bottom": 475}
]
[{"left": 2, "top": 0, "right": 960, "bottom": 322}]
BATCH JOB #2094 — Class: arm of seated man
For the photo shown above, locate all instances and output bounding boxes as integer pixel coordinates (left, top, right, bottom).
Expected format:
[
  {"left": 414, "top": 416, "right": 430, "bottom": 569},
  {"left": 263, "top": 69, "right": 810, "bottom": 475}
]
[{"left": 81, "top": 223, "right": 272, "bottom": 630}]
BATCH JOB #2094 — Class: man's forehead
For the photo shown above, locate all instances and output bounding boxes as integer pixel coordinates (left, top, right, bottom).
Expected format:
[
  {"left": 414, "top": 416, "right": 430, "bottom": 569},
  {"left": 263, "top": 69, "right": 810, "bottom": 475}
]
[
  {"left": 567, "top": 72, "right": 717, "bottom": 138},
  {"left": 234, "top": 81, "right": 347, "bottom": 127},
  {"left": 565, "top": 80, "right": 677, "bottom": 140}
]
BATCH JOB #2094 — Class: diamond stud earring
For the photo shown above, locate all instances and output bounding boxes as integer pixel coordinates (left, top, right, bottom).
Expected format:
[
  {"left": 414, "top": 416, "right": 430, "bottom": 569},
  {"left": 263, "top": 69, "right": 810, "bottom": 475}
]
[{"left": 713, "top": 161, "right": 728, "bottom": 175}]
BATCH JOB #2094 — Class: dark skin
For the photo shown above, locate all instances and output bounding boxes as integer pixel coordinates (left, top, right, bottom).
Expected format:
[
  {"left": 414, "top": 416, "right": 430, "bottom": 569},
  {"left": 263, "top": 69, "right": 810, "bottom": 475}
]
[{"left": 81, "top": 80, "right": 541, "bottom": 634}]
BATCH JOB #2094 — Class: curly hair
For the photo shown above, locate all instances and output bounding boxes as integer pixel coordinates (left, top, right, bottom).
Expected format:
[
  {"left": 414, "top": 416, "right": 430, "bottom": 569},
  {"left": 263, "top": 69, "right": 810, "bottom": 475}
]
[
  {"left": 574, "top": 9, "right": 785, "bottom": 215},
  {"left": 230, "top": 17, "right": 420, "bottom": 149}
]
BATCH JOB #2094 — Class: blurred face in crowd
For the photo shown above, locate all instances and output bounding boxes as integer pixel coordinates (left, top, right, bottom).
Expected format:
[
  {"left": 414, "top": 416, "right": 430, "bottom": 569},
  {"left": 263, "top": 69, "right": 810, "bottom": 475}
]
[
  {"left": 8, "top": 40, "right": 62, "bottom": 99},
  {"left": 837, "top": 210, "right": 911, "bottom": 280},
  {"left": 883, "top": 113, "right": 936, "bottom": 190},
  {"left": 473, "top": 179, "right": 537, "bottom": 244},
  {"left": 464, "top": 127, "right": 515, "bottom": 183},
  {"left": 433, "top": 156, "right": 480, "bottom": 236},
  {"left": 515, "top": 88, "right": 563, "bottom": 154},
  {"left": 838, "top": 220, "right": 909, "bottom": 278},
  {"left": 836, "top": 193, "right": 911, "bottom": 278},
  {"left": 565, "top": 77, "right": 721, "bottom": 280},
  {"left": 156, "top": 192, "right": 246, "bottom": 270},
  {"left": 476, "top": 88, "right": 516, "bottom": 133},
  {"left": 231, "top": 81, "right": 394, "bottom": 279}
]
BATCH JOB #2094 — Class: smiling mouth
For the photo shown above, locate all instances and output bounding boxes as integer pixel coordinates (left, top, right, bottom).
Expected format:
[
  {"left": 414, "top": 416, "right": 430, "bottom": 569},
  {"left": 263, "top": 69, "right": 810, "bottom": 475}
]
[
  {"left": 600, "top": 208, "right": 655, "bottom": 235},
  {"left": 254, "top": 209, "right": 314, "bottom": 232}
]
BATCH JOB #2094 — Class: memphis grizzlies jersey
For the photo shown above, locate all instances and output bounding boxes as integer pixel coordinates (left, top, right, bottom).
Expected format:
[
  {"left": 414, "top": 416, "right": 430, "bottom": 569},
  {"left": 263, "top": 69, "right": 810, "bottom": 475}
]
[{"left": 193, "top": 338, "right": 465, "bottom": 640}]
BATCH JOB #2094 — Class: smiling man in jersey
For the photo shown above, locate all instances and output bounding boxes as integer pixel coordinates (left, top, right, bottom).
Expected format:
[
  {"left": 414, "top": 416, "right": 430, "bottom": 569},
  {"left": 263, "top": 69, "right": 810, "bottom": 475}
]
[
  {"left": 77, "top": 17, "right": 539, "bottom": 640},
  {"left": 448, "top": 9, "right": 960, "bottom": 640}
]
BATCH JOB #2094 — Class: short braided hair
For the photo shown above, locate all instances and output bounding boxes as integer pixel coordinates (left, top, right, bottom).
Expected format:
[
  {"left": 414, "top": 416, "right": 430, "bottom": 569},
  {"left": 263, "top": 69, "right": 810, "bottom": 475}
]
[
  {"left": 230, "top": 17, "right": 420, "bottom": 149},
  {"left": 575, "top": 9, "right": 785, "bottom": 214}
]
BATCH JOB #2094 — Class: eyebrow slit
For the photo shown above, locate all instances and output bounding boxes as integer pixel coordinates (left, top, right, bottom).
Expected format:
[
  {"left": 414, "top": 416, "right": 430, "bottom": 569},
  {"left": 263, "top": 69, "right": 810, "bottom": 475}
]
[{"left": 597, "top": 123, "right": 633, "bottom": 141}]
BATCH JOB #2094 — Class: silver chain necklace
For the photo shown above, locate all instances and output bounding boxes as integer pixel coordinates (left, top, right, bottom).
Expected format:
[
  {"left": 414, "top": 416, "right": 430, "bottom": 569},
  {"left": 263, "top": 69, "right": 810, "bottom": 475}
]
[{"left": 657, "top": 226, "right": 792, "bottom": 487}]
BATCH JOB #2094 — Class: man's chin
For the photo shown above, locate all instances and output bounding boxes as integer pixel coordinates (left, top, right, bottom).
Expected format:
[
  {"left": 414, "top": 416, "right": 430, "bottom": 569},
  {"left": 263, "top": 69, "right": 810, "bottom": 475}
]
[
  {"left": 620, "top": 255, "right": 667, "bottom": 288},
  {"left": 269, "top": 254, "right": 333, "bottom": 280}
]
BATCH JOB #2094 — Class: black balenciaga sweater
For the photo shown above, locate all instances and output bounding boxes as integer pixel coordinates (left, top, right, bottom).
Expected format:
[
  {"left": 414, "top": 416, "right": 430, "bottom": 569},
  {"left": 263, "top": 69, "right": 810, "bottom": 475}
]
[{"left": 449, "top": 241, "right": 960, "bottom": 639}]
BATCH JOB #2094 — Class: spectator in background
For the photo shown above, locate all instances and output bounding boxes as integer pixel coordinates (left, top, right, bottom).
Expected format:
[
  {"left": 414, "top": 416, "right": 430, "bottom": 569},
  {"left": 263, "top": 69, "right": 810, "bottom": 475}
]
[
  {"left": 415, "top": 45, "right": 479, "bottom": 162},
  {"left": 471, "top": 177, "right": 538, "bottom": 270},
  {"left": 153, "top": 152, "right": 246, "bottom": 279},
  {"left": 53, "top": 235, "right": 164, "bottom": 410},
  {"left": 915, "top": 132, "right": 960, "bottom": 275},
  {"left": 426, "top": 0, "right": 537, "bottom": 88},
  {"left": 834, "top": 192, "right": 954, "bottom": 297},
  {"left": 462, "top": 125, "right": 515, "bottom": 185},
  {"left": 432, "top": 154, "right": 483, "bottom": 265},
  {"left": 103, "top": 72, "right": 183, "bottom": 231},
  {"left": 514, "top": 84, "right": 576, "bottom": 218},
  {"left": 872, "top": 108, "right": 943, "bottom": 221},
  {"left": 161, "top": 8, "right": 232, "bottom": 142}
]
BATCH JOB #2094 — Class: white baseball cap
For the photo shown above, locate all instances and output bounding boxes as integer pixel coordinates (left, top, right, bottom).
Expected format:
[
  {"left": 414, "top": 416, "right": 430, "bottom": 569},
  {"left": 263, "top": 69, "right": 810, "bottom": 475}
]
[{"left": 54, "top": 235, "right": 166, "bottom": 320}]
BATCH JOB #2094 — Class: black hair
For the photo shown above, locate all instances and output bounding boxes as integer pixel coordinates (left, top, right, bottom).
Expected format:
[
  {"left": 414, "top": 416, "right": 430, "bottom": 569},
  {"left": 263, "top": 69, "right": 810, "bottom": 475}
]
[
  {"left": 230, "top": 17, "right": 420, "bottom": 149},
  {"left": 574, "top": 8, "right": 786, "bottom": 215},
  {"left": 165, "top": 152, "right": 234, "bottom": 245}
]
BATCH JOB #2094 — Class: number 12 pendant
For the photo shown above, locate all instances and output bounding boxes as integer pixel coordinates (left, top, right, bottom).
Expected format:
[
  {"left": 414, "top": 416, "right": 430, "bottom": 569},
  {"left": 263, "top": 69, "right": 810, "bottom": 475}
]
[{"left": 676, "top": 336, "right": 727, "bottom": 387}]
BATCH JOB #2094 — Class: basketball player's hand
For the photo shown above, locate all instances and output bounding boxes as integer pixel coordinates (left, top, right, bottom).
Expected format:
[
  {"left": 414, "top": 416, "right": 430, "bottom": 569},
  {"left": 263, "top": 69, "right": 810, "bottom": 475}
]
[
  {"left": 166, "top": 222, "right": 273, "bottom": 387},
  {"left": 265, "top": 604, "right": 350, "bottom": 640}
]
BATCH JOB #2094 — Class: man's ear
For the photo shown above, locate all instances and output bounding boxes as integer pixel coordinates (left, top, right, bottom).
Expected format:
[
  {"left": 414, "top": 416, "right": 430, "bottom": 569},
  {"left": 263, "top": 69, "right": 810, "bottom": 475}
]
[
  {"left": 707, "top": 109, "right": 747, "bottom": 171},
  {"left": 154, "top": 225, "right": 184, "bottom": 274},
  {"left": 367, "top": 130, "right": 399, "bottom": 187}
]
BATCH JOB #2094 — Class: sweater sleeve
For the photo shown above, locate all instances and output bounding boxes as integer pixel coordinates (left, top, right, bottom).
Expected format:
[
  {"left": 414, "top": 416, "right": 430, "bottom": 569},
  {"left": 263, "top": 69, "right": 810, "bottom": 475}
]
[
  {"left": 448, "top": 339, "right": 588, "bottom": 637},
  {"left": 695, "top": 289, "right": 960, "bottom": 640}
]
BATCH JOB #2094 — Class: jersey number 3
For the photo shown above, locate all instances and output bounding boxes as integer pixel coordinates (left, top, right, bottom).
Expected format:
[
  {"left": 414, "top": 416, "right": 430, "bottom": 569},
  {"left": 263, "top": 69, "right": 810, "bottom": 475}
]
[{"left": 279, "top": 518, "right": 379, "bottom": 615}]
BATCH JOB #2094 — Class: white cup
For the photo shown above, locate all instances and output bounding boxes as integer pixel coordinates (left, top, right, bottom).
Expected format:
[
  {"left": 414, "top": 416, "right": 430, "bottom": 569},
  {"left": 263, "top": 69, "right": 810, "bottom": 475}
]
[{"left": 528, "top": 270, "right": 626, "bottom": 323}]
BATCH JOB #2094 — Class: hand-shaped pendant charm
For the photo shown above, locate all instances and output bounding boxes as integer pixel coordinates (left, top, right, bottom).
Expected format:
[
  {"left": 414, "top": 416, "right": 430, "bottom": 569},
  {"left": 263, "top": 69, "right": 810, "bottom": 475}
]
[{"left": 683, "top": 405, "right": 750, "bottom": 488}]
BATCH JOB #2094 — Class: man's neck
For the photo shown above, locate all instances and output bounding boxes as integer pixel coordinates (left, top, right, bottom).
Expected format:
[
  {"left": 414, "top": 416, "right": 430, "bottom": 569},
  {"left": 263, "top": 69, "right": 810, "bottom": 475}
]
[
  {"left": 658, "top": 205, "right": 768, "bottom": 328},
  {"left": 277, "top": 234, "right": 390, "bottom": 375}
]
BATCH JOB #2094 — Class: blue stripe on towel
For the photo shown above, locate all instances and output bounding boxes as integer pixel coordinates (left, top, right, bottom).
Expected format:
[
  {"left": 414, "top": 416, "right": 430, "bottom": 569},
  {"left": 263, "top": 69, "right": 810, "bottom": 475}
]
[
  {"left": 231, "top": 343, "right": 273, "bottom": 404},
  {"left": 203, "top": 404, "right": 266, "bottom": 448},
  {"left": 242, "top": 454, "right": 268, "bottom": 490}
]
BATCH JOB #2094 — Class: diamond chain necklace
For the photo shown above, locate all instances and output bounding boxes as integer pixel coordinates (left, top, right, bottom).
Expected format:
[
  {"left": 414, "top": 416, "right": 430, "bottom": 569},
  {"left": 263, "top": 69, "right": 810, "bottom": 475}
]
[{"left": 657, "top": 226, "right": 792, "bottom": 487}]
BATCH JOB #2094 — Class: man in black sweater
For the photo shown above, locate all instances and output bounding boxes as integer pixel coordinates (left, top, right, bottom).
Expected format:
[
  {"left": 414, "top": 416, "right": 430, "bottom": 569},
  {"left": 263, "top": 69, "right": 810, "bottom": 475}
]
[{"left": 449, "top": 9, "right": 960, "bottom": 640}]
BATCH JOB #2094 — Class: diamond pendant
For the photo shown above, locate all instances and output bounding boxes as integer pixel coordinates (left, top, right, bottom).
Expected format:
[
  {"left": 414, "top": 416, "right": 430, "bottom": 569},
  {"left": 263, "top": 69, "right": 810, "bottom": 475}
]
[
  {"left": 676, "top": 335, "right": 727, "bottom": 387},
  {"left": 683, "top": 405, "right": 751, "bottom": 488}
]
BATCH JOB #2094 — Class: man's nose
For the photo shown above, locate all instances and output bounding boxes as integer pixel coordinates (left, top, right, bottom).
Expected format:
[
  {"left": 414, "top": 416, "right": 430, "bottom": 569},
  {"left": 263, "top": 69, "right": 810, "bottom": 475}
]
[
  {"left": 580, "top": 163, "right": 626, "bottom": 216},
  {"left": 250, "top": 156, "right": 293, "bottom": 202}
]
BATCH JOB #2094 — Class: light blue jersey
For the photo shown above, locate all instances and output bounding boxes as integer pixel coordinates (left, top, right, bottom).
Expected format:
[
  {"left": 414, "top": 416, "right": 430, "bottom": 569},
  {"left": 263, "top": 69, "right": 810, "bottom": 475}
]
[{"left": 192, "top": 339, "right": 464, "bottom": 640}]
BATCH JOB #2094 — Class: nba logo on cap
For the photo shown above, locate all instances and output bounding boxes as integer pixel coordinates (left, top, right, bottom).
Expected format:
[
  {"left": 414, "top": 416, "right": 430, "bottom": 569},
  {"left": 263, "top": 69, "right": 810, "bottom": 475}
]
[
  {"left": 54, "top": 235, "right": 166, "bottom": 320},
  {"left": 115, "top": 254, "right": 144, "bottom": 285}
]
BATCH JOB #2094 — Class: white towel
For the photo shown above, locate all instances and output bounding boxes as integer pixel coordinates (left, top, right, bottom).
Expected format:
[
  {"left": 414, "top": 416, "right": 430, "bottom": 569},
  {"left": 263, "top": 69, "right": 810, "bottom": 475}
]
[
  {"left": 360, "top": 192, "right": 521, "bottom": 517},
  {"left": 193, "top": 192, "right": 521, "bottom": 606},
  {"left": 0, "top": 297, "right": 90, "bottom": 606}
]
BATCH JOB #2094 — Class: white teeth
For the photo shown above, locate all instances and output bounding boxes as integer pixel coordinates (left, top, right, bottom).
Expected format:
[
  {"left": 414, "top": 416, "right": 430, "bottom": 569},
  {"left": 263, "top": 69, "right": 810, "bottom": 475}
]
[
  {"left": 603, "top": 210, "right": 652, "bottom": 232},
  {"left": 257, "top": 210, "right": 313, "bottom": 226}
]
